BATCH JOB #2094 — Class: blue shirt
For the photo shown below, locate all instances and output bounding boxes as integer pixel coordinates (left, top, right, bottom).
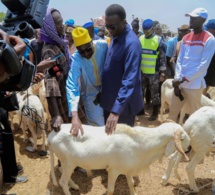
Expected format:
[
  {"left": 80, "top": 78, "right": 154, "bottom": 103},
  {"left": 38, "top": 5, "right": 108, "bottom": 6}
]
[
  {"left": 166, "top": 36, "right": 178, "bottom": 57},
  {"left": 66, "top": 40, "right": 108, "bottom": 115},
  {"left": 100, "top": 24, "right": 143, "bottom": 116}
]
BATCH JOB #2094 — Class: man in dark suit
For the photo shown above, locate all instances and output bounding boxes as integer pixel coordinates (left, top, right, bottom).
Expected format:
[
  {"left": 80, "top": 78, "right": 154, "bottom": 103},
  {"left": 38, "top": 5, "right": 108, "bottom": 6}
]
[{"left": 100, "top": 4, "right": 143, "bottom": 134}]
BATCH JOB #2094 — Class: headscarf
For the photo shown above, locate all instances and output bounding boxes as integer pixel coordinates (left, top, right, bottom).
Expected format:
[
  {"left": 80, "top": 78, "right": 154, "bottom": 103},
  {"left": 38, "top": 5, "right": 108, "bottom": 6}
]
[{"left": 40, "top": 8, "right": 70, "bottom": 66}]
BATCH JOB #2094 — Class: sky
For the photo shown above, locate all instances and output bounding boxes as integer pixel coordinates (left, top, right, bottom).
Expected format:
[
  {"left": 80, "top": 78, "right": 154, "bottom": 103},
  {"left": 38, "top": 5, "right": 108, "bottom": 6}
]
[{"left": 0, "top": 0, "right": 215, "bottom": 32}]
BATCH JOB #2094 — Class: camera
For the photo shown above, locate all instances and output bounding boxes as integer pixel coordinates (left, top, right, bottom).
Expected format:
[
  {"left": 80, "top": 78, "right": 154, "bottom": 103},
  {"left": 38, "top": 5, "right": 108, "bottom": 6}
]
[
  {"left": 1, "top": 0, "right": 50, "bottom": 38},
  {"left": 0, "top": 40, "right": 35, "bottom": 91}
]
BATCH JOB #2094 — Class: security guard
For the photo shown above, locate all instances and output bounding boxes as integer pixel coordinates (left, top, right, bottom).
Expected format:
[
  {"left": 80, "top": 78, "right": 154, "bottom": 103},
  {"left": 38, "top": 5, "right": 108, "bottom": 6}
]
[{"left": 139, "top": 19, "right": 166, "bottom": 121}]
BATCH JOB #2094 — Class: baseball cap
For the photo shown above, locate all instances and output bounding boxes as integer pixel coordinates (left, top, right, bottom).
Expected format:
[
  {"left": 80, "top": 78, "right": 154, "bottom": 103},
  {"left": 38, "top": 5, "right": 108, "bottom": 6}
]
[
  {"left": 142, "top": 19, "right": 153, "bottom": 30},
  {"left": 185, "top": 8, "right": 208, "bottom": 19},
  {"left": 205, "top": 19, "right": 215, "bottom": 30}
]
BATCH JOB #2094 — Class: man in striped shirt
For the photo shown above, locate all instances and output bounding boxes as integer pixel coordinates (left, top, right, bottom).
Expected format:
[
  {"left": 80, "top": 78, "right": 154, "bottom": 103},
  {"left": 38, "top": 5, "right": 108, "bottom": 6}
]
[{"left": 168, "top": 8, "right": 215, "bottom": 122}]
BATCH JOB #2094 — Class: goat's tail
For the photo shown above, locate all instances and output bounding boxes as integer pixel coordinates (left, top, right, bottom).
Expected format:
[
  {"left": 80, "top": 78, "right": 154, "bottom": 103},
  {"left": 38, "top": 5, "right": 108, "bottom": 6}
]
[
  {"left": 174, "top": 129, "right": 189, "bottom": 161},
  {"left": 49, "top": 144, "right": 58, "bottom": 186}
]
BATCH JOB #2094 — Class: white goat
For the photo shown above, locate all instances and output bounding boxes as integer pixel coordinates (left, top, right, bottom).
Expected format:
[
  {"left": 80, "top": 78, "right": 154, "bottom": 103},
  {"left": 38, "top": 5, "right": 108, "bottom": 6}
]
[
  {"left": 162, "top": 106, "right": 215, "bottom": 192},
  {"left": 8, "top": 91, "right": 28, "bottom": 131},
  {"left": 18, "top": 94, "right": 47, "bottom": 152},
  {"left": 30, "top": 80, "right": 51, "bottom": 131},
  {"left": 160, "top": 79, "right": 215, "bottom": 124},
  {"left": 48, "top": 122, "right": 190, "bottom": 195}
]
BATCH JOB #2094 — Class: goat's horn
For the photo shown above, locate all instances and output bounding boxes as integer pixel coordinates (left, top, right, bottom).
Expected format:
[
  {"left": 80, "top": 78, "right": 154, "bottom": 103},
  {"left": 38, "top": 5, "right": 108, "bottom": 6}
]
[{"left": 174, "top": 129, "right": 189, "bottom": 161}]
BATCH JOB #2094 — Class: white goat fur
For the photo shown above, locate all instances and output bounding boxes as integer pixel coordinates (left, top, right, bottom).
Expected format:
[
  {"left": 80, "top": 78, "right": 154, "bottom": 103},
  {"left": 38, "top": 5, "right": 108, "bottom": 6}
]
[
  {"left": 162, "top": 106, "right": 215, "bottom": 192},
  {"left": 17, "top": 94, "right": 47, "bottom": 151},
  {"left": 48, "top": 122, "right": 190, "bottom": 195},
  {"left": 160, "top": 79, "right": 215, "bottom": 124},
  {"left": 30, "top": 80, "right": 51, "bottom": 131}
]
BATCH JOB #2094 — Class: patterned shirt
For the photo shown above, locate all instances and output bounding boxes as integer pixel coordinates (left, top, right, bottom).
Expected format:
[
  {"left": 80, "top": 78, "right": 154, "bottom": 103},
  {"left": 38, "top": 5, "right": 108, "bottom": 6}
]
[{"left": 41, "top": 43, "right": 70, "bottom": 123}]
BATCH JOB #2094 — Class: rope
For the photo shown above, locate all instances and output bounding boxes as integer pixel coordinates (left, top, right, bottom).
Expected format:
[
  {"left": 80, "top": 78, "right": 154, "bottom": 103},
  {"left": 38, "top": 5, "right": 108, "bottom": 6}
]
[
  {"left": 21, "top": 104, "right": 47, "bottom": 131},
  {"left": 176, "top": 181, "right": 213, "bottom": 195}
]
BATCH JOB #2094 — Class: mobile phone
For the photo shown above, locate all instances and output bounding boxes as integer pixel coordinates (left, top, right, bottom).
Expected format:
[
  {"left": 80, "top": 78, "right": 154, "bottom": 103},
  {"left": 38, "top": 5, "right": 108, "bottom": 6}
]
[{"left": 51, "top": 53, "right": 63, "bottom": 60}]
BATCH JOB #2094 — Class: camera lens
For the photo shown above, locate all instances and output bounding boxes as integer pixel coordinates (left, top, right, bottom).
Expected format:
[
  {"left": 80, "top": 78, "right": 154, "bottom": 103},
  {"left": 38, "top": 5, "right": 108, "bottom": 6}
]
[{"left": 17, "top": 22, "right": 35, "bottom": 38}]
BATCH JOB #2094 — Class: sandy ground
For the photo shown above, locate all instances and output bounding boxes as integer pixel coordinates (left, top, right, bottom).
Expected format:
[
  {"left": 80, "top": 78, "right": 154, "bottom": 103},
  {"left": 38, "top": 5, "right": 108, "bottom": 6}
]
[{"left": 1, "top": 108, "right": 215, "bottom": 195}]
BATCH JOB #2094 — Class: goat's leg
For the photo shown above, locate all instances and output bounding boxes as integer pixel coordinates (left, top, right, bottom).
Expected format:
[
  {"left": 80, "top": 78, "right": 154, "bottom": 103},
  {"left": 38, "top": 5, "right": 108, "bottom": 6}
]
[
  {"left": 68, "top": 165, "right": 79, "bottom": 190},
  {"left": 126, "top": 175, "right": 137, "bottom": 195},
  {"left": 21, "top": 122, "right": 28, "bottom": 142},
  {"left": 32, "top": 129, "right": 38, "bottom": 151},
  {"left": 49, "top": 146, "right": 58, "bottom": 186},
  {"left": 179, "top": 107, "right": 186, "bottom": 125},
  {"left": 41, "top": 129, "right": 46, "bottom": 151},
  {"left": 59, "top": 162, "right": 75, "bottom": 195},
  {"left": 106, "top": 170, "right": 119, "bottom": 195},
  {"left": 186, "top": 152, "right": 205, "bottom": 192},
  {"left": 161, "top": 151, "right": 178, "bottom": 185},
  {"left": 160, "top": 101, "right": 165, "bottom": 122},
  {"left": 173, "top": 153, "right": 182, "bottom": 181}
]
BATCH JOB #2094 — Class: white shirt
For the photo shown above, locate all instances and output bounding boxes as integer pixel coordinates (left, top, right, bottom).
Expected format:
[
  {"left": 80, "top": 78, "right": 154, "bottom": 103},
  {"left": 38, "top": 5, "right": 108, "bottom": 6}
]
[{"left": 175, "top": 30, "right": 215, "bottom": 89}]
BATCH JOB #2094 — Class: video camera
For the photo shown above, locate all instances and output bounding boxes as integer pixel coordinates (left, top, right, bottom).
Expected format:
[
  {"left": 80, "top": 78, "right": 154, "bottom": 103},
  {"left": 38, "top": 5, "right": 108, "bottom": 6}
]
[
  {"left": 0, "top": 0, "right": 49, "bottom": 92},
  {"left": 1, "top": 0, "right": 49, "bottom": 38}
]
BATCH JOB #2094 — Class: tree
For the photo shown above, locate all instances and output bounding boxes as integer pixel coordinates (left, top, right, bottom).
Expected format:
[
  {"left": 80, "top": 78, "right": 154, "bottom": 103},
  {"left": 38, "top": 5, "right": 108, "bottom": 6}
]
[
  {"left": 0, "top": 12, "right": 6, "bottom": 22},
  {"left": 160, "top": 23, "right": 169, "bottom": 32}
]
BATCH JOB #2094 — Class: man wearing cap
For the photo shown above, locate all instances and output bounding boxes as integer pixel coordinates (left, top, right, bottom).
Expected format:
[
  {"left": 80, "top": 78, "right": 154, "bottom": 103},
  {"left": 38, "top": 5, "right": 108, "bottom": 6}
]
[
  {"left": 100, "top": 4, "right": 143, "bottom": 134},
  {"left": 168, "top": 8, "right": 215, "bottom": 123},
  {"left": 83, "top": 21, "right": 101, "bottom": 40},
  {"left": 66, "top": 27, "right": 108, "bottom": 136},
  {"left": 166, "top": 24, "right": 190, "bottom": 77},
  {"left": 204, "top": 19, "right": 215, "bottom": 96},
  {"left": 139, "top": 19, "right": 166, "bottom": 121}
]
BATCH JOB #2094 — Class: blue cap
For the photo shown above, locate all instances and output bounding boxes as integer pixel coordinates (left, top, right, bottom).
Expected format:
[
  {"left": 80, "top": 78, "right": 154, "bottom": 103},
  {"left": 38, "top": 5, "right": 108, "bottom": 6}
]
[
  {"left": 65, "top": 19, "right": 75, "bottom": 27},
  {"left": 205, "top": 19, "right": 215, "bottom": 30},
  {"left": 83, "top": 22, "right": 93, "bottom": 28},
  {"left": 142, "top": 19, "right": 153, "bottom": 30}
]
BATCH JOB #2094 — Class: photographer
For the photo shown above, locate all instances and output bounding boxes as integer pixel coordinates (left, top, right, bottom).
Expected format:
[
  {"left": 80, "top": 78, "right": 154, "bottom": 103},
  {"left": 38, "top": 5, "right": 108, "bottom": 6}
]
[{"left": 0, "top": 29, "right": 28, "bottom": 185}]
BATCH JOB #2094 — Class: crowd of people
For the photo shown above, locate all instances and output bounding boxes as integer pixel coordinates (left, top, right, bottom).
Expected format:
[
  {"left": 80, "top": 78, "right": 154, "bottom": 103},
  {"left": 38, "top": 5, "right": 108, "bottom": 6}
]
[{"left": 0, "top": 3, "right": 215, "bottom": 195}]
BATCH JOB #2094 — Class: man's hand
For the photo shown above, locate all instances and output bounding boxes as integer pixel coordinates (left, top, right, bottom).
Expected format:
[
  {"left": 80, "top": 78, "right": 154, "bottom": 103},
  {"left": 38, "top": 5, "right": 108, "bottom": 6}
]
[
  {"left": 33, "top": 72, "right": 45, "bottom": 83},
  {"left": 37, "top": 58, "right": 57, "bottom": 72},
  {"left": 39, "top": 58, "right": 56, "bottom": 68},
  {"left": 70, "top": 112, "right": 84, "bottom": 137},
  {"left": 170, "top": 57, "right": 176, "bottom": 63},
  {"left": 105, "top": 112, "right": 119, "bottom": 135},
  {"left": 172, "top": 79, "right": 181, "bottom": 88},
  {"left": 9, "top": 35, "right": 26, "bottom": 56},
  {"left": 0, "top": 30, "right": 26, "bottom": 56},
  {"left": 51, "top": 115, "right": 63, "bottom": 132}
]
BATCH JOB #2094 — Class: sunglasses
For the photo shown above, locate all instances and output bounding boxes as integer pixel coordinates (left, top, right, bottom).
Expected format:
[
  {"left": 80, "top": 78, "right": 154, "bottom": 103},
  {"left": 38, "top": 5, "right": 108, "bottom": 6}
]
[
  {"left": 78, "top": 44, "right": 93, "bottom": 55},
  {"left": 105, "top": 20, "right": 123, "bottom": 30}
]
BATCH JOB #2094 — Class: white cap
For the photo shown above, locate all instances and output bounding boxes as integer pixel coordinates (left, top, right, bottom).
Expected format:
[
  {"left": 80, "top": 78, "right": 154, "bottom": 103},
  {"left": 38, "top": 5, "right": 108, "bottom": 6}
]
[{"left": 185, "top": 8, "right": 208, "bottom": 19}]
